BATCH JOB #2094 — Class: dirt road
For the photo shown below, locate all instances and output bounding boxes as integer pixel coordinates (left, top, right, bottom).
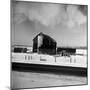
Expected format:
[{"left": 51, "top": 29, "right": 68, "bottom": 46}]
[{"left": 11, "top": 70, "right": 87, "bottom": 89}]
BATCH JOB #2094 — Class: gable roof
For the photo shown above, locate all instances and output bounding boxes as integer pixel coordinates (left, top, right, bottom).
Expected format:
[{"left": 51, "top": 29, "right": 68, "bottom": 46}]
[{"left": 33, "top": 32, "right": 56, "bottom": 43}]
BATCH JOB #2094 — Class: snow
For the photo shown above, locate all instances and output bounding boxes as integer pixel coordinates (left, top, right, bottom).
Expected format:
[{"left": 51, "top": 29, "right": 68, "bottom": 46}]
[{"left": 12, "top": 52, "right": 87, "bottom": 68}]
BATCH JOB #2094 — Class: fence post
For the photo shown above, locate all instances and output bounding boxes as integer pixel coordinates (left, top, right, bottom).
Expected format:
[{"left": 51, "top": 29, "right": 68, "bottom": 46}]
[
  {"left": 31, "top": 55, "right": 32, "bottom": 60},
  {"left": 70, "top": 57, "right": 72, "bottom": 63},
  {"left": 55, "top": 56, "right": 56, "bottom": 62},
  {"left": 25, "top": 55, "right": 27, "bottom": 60}
]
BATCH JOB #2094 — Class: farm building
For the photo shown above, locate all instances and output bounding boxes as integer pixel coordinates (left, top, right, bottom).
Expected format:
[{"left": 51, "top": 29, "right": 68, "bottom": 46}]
[
  {"left": 57, "top": 47, "right": 87, "bottom": 56},
  {"left": 76, "top": 48, "right": 87, "bottom": 55},
  {"left": 57, "top": 47, "right": 76, "bottom": 56},
  {"left": 12, "top": 45, "right": 33, "bottom": 53},
  {"left": 33, "top": 32, "right": 57, "bottom": 55}
]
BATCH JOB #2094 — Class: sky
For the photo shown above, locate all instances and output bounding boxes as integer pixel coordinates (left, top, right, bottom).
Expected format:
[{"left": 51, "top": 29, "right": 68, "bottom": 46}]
[{"left": 11, "top": 0, "right": 88, "bottom": 47}]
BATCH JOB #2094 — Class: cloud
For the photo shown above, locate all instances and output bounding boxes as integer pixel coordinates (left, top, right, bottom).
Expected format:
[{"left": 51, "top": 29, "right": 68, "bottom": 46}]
[
  {"left": 66, "top": 5, "right": 87, "bottom": 28},
  {"left": 12, "top": 1, "right": 87, "bottom": 28},
  {"left": 28, "top": 4, "right": 63, "bottom": 27}
]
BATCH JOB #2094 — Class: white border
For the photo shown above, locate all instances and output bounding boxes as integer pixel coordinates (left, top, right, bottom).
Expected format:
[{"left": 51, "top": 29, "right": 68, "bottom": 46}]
[
  {"left": 0, "top": 0, "right": 10, "bottom": 90},
  {"left": 16, "top": 0, "right": 88, "bottom": 5},
  {"left": 0, "top": 0, "right": 89, "bottom": 90}
]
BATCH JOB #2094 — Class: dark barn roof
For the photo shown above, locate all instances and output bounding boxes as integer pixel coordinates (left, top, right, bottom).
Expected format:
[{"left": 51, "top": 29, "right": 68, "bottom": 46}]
[{"left": 33, "top": 32, "right": 56, "bottom": 43}]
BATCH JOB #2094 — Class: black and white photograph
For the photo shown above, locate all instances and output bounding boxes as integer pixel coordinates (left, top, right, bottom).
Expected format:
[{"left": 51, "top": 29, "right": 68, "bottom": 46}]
[{"left": 11, "top": 0, "right": 88, "bottom": 89}]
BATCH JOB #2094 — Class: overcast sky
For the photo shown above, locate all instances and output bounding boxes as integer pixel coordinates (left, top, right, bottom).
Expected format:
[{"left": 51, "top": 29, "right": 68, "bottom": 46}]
[{"left": 11, "top": 0, "right": 87, "bottom": 47}]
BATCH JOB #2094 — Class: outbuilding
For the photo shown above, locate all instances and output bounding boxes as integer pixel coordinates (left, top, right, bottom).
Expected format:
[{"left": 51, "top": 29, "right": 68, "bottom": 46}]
[{"left": 57, "top": 47, "right": 76, "bottom": 56}]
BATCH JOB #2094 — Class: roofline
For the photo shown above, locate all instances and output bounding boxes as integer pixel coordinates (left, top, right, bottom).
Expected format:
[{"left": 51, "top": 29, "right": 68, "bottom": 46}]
[
  {"left": 57, "top": 46, "right": 87, "bottom": 49},
  {"left": 33, "top": 32, "right": 56, "bottom": 43}
]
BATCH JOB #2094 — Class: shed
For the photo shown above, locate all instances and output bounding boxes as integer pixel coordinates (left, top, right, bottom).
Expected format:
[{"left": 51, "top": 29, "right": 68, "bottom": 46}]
[{"left": 57, "top": 47, "right": 76, "bottom": 56}]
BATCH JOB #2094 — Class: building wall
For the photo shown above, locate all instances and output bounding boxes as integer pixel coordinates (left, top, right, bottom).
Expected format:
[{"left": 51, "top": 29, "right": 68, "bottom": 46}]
[
  {"left": 76, "top": 49, "right": 87, "bottom": 55},
  {"left": 33, "top": 33, "right": 57, "bottom": 55}
]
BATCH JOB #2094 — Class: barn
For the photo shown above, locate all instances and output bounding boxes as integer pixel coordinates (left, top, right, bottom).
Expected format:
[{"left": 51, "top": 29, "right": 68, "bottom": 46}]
[{"left": 33, "top": 32, "right": 57, "bottom": 55}]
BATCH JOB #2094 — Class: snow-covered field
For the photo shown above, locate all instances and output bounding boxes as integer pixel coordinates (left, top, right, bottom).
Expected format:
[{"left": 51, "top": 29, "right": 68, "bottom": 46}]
[
  {"left": 12, "top": 53, "right": 87, "bottom": 68},
  {"left": 11, "top": 52, "right": 87, "bottom": 89}
]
